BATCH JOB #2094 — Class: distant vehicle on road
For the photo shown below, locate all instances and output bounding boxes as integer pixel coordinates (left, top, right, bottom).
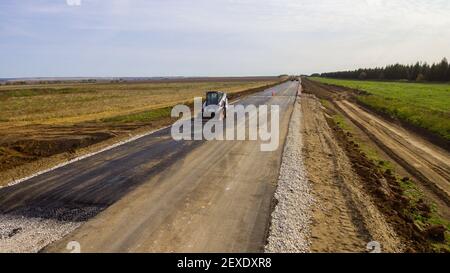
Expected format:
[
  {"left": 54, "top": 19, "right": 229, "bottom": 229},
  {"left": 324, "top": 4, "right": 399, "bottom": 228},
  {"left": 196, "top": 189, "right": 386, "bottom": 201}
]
[{"left": 202, "top": 91, "right": 228, "bottom": 119}]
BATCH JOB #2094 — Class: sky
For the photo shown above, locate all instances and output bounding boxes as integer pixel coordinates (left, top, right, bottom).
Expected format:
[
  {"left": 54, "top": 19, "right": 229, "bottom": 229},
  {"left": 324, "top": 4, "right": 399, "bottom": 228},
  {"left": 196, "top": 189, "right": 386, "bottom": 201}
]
[{"left": 1, "top": 0, "right": 450, "bottom": 78}]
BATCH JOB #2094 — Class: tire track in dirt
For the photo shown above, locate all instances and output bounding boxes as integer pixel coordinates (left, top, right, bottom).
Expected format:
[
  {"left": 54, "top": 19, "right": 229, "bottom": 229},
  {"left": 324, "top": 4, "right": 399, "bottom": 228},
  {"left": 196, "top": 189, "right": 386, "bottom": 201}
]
[
  {"left": 335, "top": 100, "right": 450, "bottom": 205},
  {"left": 301, "top": 94, "right": 402, "bottom": 253}
]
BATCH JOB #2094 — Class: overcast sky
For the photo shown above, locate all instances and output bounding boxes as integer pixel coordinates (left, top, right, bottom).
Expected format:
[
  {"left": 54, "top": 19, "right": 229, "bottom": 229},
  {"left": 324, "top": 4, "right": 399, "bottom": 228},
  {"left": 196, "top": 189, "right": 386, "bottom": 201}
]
[{"left": 1, "top": 0, "right": 449, "bottom": 77}]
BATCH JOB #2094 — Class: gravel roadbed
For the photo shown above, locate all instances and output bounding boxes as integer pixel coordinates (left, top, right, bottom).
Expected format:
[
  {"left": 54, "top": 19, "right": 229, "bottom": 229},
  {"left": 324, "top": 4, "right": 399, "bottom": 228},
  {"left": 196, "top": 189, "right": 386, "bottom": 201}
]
[
  {"left": 0, "top": 214, "right": 80, "bottom": 253},
  {"left": 0, "top": 206, "right": 102, "bottom": 253},
  {"left": 265, "top": 95, "right": 314, "bottom": 253}
]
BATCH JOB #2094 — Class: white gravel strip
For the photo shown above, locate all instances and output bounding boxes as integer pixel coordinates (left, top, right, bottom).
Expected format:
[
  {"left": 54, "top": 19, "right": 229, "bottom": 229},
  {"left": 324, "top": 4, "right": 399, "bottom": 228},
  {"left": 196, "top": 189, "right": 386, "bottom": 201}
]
[
  {"left": 0, "top": 125, "right": 171, "bottom": 190},
  {"left": 265, "top": 96, "right": 314, "bottom": 253},
  {"left": 1, "top": 98, "right": 240, "bottom": 190},
  {"left": 0, "top": 214, "right": 81, "bottom": 253}
]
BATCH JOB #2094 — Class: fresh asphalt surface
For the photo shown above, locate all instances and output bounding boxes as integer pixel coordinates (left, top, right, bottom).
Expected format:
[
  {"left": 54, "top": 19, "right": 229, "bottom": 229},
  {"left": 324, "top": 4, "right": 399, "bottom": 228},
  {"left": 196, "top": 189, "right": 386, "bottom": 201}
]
[{"left": 0, "top": 81, "right": 299, "bottom": 252}]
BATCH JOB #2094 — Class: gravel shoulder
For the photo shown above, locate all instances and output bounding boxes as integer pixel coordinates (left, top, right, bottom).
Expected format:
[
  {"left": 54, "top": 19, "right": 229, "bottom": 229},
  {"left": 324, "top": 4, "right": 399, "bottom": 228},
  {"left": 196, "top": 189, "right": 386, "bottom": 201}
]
[
  {"left": 0, "top": 215, "right": 80, "bottom": 253},
  {"left": 265, "top": 85, "right": 313, "bottom": 253}
]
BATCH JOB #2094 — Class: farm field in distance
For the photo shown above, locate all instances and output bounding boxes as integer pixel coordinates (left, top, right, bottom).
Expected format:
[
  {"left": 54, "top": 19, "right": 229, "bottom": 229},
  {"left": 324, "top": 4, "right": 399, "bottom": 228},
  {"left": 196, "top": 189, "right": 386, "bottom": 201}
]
[
  {"left": 0, "top": 78, "right": 279, "bottom": 183},
  {"left": 0, "top": 79, "right": 277, "bottom": 126},
  {"left": 309, "top": 77, "right": 450, "bottom": 142}
]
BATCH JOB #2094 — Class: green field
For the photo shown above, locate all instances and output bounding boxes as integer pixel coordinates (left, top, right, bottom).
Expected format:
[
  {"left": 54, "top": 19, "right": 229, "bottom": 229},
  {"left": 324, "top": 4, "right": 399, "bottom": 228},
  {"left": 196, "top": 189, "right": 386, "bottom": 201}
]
[{"left": 309, "top": 77, "right": 450, "bottom": 141}]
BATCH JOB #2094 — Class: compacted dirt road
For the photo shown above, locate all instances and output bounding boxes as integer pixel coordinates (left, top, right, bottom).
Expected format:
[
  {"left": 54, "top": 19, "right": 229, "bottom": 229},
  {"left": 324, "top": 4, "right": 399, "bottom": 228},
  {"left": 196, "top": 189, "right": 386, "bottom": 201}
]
[
  {"left": 303, "top": 79, "right": 450, "bottom": 208},
  {"left": 301, "top": 78, "right": 449, "bottom": 252},
  {"left": 300, "top": 94, "right": 402, "bottom": 252},
  {"left": 336, "top": 100, "right": 450, "bottom": 204}
]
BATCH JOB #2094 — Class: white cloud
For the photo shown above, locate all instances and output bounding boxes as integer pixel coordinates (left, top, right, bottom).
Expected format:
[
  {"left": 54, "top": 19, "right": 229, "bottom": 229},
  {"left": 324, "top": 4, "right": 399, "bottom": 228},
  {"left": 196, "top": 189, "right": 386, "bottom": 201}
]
[
  {"left": 63, "top": 0, "right": 449, "bottom": 35},
  {"left": 66, "top": 0, "right": 82, "bottom": 7}
]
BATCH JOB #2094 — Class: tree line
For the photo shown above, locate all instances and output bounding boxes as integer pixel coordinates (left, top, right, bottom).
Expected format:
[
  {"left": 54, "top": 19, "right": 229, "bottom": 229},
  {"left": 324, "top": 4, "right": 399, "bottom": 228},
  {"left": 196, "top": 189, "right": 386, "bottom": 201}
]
[{"left": 319, "top": 58, "right": 450, "bottom": 82}]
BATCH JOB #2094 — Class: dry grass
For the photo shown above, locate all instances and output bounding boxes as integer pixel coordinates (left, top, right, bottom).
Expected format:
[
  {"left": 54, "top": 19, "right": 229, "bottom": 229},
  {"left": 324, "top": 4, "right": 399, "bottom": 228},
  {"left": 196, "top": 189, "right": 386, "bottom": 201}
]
[{"left": 0, "top": 80, "right": 276, "bottom": 127}]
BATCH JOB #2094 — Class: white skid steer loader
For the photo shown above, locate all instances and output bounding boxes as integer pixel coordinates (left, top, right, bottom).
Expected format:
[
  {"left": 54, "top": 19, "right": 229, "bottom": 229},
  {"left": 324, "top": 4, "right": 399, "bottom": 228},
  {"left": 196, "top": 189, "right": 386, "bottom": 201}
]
[{"left": 202, "top": 91, "right": 229, "bottom": 120}]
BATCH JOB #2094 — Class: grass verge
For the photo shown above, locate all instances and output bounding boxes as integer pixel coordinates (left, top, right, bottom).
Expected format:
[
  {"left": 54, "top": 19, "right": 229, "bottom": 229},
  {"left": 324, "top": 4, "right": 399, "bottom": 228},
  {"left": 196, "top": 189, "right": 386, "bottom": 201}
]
[
  {"left": 101, "top": 107, "right": 174, "bottom": 123},
  {"left": 310, "top": 77, "right": 450, "bottom": 142}
]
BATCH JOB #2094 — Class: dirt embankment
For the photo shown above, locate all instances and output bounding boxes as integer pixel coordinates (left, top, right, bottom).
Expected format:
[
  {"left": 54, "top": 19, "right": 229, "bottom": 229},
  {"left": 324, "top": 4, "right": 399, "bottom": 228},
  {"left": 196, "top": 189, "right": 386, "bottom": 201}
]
[
  {"left": 302, "top": 78, "right": 450, "bottom": 252},
  {"left": 0, "top": 120, "right": 175, "bottom": 187},
  {"left": 327, "top": 114, "right": 436, "bottom": 252},
  {"left": 303, "top": 79, "right": 450, "bottom": 206},
  {"left": 335, "top": 100, "right": 450, "bottom": 205},
  {"left": 0, "top": 123, "right": 168, "bottom": 172},
  {"left": 301, "top": 94, "right": 402, "bottom": 252}
]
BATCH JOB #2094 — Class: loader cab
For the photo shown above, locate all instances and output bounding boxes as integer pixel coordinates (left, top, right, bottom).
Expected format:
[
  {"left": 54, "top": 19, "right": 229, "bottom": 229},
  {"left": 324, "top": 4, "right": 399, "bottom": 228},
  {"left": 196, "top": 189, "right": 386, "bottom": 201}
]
[
  {"left": 202, "top": 91, "right": 228, "bottom": 119},
  {"left": 206, "top": 91, "right": 222, "bottom": 106}
]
